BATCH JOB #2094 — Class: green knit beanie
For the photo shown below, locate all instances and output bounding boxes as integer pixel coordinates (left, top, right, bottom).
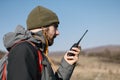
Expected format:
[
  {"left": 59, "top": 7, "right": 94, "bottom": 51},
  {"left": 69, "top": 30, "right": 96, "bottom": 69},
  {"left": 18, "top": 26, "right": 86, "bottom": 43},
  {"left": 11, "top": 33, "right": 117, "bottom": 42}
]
[{"left": 26, "top": 6, "right": 59, "bottom": 30}]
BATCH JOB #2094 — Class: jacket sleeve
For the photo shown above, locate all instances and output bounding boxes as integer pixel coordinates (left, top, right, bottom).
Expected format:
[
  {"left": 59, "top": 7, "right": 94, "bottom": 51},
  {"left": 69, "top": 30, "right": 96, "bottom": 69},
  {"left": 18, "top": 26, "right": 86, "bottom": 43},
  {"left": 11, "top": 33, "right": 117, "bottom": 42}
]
[
  {"left": 55, "top": 58, "right": 75, "bottom": 80},
  {"left": 7, "top": 42, "right": 39, "bottom": 80}
]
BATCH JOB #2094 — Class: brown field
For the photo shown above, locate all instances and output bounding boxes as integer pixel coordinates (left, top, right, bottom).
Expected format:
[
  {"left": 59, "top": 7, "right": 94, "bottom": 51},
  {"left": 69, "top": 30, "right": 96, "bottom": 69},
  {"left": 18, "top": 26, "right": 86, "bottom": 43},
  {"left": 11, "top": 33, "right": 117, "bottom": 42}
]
[
  {"left": 1, "top": 45, "right": 120, "bottom": 80},
  {"left": 50, "top": 53, "right": 120, "bottom": 80}
]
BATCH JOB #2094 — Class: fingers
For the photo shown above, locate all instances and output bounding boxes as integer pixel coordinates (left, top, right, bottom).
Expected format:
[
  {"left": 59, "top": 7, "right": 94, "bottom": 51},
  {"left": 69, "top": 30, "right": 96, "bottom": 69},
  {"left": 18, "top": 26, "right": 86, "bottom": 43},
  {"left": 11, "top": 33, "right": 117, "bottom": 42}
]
[
  {"left": 69, "top": 46, "right": 81, "bottom": 56},
  {"left": 64, "top": 46, "right": 81, "bottom": 65},
  {"left": 66, "top": 54, "right": 79, "bottom": 60},
  {"left": 64, "top": 51, "right": 79, "bottom": 65}
]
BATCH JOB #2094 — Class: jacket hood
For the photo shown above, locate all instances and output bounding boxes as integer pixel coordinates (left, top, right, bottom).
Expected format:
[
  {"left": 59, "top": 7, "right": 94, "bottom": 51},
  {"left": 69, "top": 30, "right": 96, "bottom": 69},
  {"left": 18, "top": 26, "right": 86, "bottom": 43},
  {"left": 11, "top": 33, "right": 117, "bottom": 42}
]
[{"left": 3, "top": 25, "right": 46, "bottom": 51}]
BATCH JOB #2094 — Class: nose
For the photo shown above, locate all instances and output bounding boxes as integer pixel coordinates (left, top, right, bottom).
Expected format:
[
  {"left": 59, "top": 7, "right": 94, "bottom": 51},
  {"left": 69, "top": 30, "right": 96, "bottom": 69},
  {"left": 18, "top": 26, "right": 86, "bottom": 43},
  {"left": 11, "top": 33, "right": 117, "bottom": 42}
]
[{"left": 56, "top": 30, "right": 60, "bottom": 35}]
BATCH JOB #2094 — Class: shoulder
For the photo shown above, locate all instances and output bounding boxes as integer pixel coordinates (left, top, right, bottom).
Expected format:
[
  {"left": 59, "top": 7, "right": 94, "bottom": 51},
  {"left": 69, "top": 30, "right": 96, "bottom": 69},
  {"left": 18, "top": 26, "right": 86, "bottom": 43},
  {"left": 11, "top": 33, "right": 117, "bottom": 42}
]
[
  {"left": 9, "top": 41, "right": 38, "bottom": 57},
  {"left": 12, "top": 41, "right": 35, "bottom": 50}
]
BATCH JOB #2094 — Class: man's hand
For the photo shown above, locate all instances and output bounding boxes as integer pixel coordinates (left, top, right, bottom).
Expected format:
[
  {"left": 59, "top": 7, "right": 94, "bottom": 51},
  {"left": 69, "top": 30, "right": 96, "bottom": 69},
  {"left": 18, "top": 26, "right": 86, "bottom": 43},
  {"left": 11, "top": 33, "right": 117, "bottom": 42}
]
[{"left": 64, "top": 46, "right": 81, "bottom": 65}]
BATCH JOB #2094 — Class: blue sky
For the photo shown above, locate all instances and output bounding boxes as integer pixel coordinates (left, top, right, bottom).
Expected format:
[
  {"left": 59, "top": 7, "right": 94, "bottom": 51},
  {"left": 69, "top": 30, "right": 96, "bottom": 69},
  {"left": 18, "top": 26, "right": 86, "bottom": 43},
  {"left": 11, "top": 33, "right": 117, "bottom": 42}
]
[{"left": 0, "top": 0, "right": 120, "bottom": 52}]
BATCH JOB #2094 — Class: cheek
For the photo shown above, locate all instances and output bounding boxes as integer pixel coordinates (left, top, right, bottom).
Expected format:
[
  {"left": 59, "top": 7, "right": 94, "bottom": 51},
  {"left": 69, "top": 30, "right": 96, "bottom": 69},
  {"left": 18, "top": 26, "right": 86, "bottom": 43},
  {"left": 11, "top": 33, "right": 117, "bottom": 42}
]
[{"left": 48, "top": 30, "right": 55, "bottom": 38}]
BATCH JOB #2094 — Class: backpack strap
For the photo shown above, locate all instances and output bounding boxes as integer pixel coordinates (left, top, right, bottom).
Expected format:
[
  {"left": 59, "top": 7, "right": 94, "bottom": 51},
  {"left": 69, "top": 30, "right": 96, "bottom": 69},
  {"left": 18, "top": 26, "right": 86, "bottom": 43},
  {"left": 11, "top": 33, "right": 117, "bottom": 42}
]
[
  {"left": 37, "top": 50, "right": 43, "bottom": 72},
  {"left": 2, "top": 63, "right": 7, "bottom": 80},
  {"left": 1, "top": 53, "right": 8, "bottom": 80}
]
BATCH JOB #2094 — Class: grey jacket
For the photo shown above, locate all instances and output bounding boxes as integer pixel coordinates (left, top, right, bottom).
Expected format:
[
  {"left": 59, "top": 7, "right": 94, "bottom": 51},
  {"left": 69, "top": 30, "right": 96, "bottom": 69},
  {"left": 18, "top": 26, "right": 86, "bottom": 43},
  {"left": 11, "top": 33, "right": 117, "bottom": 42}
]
[{"left": 3, "top": 25, "right": 75, "bottom": 80}]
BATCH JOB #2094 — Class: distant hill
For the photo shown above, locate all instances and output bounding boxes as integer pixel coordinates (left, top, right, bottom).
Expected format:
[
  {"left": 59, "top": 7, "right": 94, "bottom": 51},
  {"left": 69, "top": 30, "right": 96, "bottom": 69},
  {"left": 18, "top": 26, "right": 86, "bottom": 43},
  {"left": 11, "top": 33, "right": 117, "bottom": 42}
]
[
  {"left": 83, "top": 45, "right": 120, "bottom": 54},
  {"left": 49, "top": 45, "right": 120, "bottom": 55},
  {"left": 49, "top": 45, "right": 120, "bottom": 63},
  {"left": 0, "top": 45, "right": 120, "bottom": 61},
  {"left": 80, "top": 45, "right": 120, "bottom": 63}
]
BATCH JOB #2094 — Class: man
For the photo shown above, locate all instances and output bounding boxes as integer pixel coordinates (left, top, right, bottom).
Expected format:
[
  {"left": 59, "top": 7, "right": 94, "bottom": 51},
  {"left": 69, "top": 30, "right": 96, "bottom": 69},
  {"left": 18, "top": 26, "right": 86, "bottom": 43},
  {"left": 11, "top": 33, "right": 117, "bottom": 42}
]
[{"left": 3, "top": 6, "right": 80, "bottom": 80}]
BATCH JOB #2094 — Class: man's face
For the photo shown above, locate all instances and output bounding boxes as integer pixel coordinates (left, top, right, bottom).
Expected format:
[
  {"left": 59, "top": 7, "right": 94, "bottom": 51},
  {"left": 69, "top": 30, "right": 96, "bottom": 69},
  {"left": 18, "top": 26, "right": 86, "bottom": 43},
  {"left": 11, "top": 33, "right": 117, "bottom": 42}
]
[{"left": 45, "top": 24, "right": 59, "bottom": 46}]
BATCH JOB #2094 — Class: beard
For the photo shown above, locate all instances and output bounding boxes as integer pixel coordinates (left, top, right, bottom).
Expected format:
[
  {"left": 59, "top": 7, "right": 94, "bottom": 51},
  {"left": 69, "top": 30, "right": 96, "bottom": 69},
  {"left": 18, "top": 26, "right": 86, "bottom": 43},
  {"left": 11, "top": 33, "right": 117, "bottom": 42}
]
[
  {"left": 44, "top": 29, "right": 56, "bottom": 46},
  {"left": 46, "top": 34, "right": 56, "bottom": 46}
]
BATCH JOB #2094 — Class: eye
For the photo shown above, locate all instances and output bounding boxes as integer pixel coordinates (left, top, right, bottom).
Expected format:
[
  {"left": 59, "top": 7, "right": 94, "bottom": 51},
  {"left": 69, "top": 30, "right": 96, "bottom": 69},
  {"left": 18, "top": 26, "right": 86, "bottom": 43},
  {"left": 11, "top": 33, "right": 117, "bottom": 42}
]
[{"left": 53, "top": 24, "right": 58, "bottom": 28}]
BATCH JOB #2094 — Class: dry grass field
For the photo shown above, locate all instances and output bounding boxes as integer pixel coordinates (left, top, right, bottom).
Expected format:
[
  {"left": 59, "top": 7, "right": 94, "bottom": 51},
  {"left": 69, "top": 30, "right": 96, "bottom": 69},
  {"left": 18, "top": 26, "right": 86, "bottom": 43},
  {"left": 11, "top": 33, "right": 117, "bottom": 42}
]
[
  {"left": 50, "top": 52, "right": 120, "bottom": 80},
  {"left": 1, "top": 45, "right": 120, "bottom": 80}
]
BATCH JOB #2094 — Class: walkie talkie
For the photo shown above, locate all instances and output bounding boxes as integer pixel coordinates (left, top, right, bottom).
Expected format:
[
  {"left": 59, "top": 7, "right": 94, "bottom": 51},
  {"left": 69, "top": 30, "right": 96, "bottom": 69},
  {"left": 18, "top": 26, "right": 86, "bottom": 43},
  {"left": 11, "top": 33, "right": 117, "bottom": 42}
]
[{"left": 67, "top": 30, "right": 88, "bottom": 56}]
